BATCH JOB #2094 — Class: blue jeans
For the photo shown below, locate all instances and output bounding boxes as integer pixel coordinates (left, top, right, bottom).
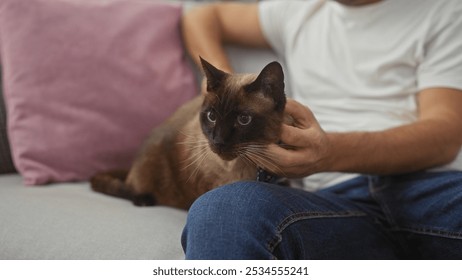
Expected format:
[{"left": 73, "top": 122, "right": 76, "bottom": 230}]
[{"left": 181, "top": 171, "right": 462, "bottom": 259}]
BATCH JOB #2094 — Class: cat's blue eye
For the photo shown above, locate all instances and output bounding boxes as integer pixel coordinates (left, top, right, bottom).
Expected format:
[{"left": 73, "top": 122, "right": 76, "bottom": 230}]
[
  {"left": 207, "top": 111, "right": 217, "bottom": 123},
  {"left": 237, "top": 114, "right": 252, "bottom": 126}
]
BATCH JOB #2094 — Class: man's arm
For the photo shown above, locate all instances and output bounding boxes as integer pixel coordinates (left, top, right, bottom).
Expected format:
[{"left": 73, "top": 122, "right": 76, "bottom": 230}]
[
  {"left": 181, "top": 3, "right": 270, "bottom": 73},
  {"left": 266, "top": 88, "right": 462, "bottom": 178}
]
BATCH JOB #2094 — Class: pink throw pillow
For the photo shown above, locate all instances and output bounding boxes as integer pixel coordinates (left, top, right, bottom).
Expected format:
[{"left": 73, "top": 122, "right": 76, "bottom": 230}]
[{"left": 0, "top": 0, "right": 198, "bottom": 185}]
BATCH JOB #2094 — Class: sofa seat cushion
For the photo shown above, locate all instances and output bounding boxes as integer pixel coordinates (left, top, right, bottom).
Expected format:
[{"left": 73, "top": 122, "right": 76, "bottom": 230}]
[{"left": 0, "top": 174, "right": 187, "bottom": 259}]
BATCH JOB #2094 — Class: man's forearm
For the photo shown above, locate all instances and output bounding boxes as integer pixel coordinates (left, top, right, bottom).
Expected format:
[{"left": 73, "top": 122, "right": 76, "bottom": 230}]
[
  {"left": 181, "top": 5, "right": 234, "bottom": 72},
  {"left": 327, "top": 119, "right": 461, "bottom": 175},
  {"left": 266, "top": 95, "right": 462, "bottom": 179},
  {"left": 181, "top": 3, "right": 268, "bottom": 73}
]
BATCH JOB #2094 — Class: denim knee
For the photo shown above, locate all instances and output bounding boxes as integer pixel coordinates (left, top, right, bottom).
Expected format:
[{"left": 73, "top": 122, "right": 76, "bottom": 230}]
[
  {"left": 181, "top": 181, "right": 288, "bottom": 259},
  {"left": 190, "top": 181, "right": 281, "bottom": 218},
  {"left": 183, "top": 181, "right": 283, "bottom": 237}
]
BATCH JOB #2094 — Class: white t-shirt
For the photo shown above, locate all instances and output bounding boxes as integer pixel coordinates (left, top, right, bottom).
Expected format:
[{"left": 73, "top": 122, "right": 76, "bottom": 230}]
[{"left": 259, "top": 0, "right": 462, "bottom": 191}]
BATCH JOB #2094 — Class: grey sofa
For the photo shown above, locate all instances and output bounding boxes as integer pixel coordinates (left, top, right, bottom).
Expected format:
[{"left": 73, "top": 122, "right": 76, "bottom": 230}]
[{"left": 0, "top": 42, "right": 277, "bottom": 259}]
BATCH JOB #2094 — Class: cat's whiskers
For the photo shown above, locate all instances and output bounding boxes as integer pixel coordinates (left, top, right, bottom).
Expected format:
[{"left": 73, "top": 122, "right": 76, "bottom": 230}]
[
  {"left": 237, "top": 151, "right": 256, "bottom": 169},
  {"left": 177, "top": 130, "right": 208, "bottom": 144},
  {"left": 182, "top": 143, "right": 209, "bottom": 169},
  {"left": 176, "top": 131, "right": 210, "bottom": 153},
  {"left": 238, "top": 144, "right": 286, "bottom": 177},
  {"left": 185, "top": 146, "right": 211, "bottom": 184},
  {"left": 178, "top": 129, "right": 223, "bottom": 183},
  {"left": 177, "top": 131, "right": 207, "bottom": 142},
  {"left": 178, "top": 133, "right": 214, "bottom": 183},
  {"left": 177, "top": 140, "right": 209, "bottom": 149},
  {"left": 177, "top": 138, "right": 208, "bottom": 144},
  {"left": 177, "top": 129, "right": 196, "bottom": 139}
]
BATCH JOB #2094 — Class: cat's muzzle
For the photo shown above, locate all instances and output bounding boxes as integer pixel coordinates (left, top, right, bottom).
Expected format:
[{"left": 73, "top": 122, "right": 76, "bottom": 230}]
[{"left": 210, "top": 143, "right": 238, "bottom": 161}]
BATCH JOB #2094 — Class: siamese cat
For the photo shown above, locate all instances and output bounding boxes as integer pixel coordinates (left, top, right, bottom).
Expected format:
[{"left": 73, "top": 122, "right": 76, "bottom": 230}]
[{"left": 91, "top": 58, "right": 287, "bottom": 210}]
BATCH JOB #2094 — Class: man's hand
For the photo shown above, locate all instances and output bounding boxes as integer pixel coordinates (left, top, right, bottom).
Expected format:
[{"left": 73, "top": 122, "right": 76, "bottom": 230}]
[{"left": 265, "top": 99, "right": 332, "bottom": 178}]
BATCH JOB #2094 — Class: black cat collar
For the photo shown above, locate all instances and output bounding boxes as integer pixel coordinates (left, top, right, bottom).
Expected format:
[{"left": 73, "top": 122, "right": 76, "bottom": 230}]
[{"left": 256, "top": 168, "right": 280, "bottom": 184}]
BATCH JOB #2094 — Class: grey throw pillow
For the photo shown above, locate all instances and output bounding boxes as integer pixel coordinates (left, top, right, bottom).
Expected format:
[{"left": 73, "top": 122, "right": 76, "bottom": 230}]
[{"left": 0, "top": 67, "right": 16, "bottom": 174}]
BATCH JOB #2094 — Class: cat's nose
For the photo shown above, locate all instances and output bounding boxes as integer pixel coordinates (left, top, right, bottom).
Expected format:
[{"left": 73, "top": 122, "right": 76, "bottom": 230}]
[
  {"left": 211, "top": 130, "right": 230, "bottom": 152},
  {"left": 212, "top": 133, "right": 226, "bottom": 146},
  {"left": 211, "top": 141, "right": 236, "bottom": 160},
  {"left": 212, "top": 138, "right": 228, "bottom": 153},
  {"left": 213, "top": 141, "right": 226, "bottom": 150}
]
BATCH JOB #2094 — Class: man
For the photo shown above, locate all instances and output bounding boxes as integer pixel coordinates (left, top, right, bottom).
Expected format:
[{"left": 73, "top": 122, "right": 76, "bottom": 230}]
[{"left": 180, "top": 0, "right": 462, "bottom": 259}]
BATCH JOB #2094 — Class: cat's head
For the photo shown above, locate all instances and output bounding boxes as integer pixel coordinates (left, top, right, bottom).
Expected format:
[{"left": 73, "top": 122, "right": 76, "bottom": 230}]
[{"left": 199, "top": 57, "right": 286, "bottom": 161}]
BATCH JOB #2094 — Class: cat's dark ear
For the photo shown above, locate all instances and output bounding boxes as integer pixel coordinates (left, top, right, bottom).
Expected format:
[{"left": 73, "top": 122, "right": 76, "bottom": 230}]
[
  {"left": 200, "top": 56, "right": 227, "bottom": 92},
  {"left": 245, "top": 61, "right": 286, "bottom": 111}
]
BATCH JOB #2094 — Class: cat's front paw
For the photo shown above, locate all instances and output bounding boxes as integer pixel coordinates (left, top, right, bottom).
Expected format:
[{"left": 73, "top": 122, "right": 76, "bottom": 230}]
[{"left": 132, "top": 194, "right": 157, "bottom": 206}]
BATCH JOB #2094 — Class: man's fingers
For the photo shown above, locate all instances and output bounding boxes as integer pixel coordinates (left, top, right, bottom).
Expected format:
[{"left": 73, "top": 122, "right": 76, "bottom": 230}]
[
  {"left": 279, "top": 124, "right": 307, "bottom": 147},
  {"left": 285, "top": 99, "right": 316, "bottom": 129},
  {"left": 265, "top": 143, "right": 303, "bottom": 177}
]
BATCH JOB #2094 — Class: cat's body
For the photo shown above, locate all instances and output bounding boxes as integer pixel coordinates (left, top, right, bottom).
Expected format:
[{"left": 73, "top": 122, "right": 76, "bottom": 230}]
[{"left": 91, "top": 58, "right": 287, "bottom": 209}]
